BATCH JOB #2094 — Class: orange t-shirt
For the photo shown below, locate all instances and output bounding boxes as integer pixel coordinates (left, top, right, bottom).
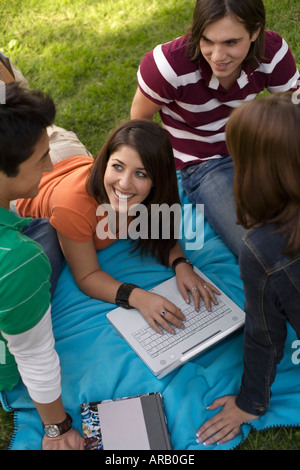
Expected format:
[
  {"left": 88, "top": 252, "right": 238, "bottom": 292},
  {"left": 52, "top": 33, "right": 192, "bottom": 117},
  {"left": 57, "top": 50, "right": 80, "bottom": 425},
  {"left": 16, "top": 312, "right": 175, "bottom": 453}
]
[{"left": 16, "top": 156, "right": 118, "bottom": 250}]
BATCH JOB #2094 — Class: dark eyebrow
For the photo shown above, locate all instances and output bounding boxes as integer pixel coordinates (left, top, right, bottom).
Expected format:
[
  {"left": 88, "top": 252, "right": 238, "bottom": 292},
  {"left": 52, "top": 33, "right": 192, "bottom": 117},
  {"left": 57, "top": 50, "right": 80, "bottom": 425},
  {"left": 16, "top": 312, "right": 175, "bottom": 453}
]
[
  {"left": 111, "top": 158, "right": 146, "bottom": 171},
  {"left": 202, "top": 35, "right": 242, "bottom": 43}
]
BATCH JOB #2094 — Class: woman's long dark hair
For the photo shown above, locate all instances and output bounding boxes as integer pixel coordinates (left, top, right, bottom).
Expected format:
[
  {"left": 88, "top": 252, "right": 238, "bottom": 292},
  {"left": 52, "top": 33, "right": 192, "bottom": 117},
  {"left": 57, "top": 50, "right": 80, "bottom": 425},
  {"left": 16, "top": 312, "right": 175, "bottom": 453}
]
[
  {"left": 226, "top": 93, "right": 300, "bottom": 256},
  {"left": 86, "top": 119, "right": 181, "bottom": 266}
]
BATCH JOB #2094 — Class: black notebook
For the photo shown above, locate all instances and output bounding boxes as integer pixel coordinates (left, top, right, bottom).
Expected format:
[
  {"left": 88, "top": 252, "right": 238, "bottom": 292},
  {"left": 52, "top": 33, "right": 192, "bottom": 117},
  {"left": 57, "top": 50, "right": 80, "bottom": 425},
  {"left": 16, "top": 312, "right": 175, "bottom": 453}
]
[{"left": 81, "top": 392, "right": 171, "bottom": 450}]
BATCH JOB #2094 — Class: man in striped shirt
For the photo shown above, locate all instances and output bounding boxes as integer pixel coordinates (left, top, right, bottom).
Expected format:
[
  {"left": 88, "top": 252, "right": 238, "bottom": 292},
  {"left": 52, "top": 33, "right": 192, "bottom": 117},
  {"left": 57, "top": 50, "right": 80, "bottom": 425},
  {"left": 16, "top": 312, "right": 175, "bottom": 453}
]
[
  {"left": 131, "top": 0, "right": 300, "bottom": 256},
  {"left": 0, "top": 83, "right": 83, "bottom": 450}
]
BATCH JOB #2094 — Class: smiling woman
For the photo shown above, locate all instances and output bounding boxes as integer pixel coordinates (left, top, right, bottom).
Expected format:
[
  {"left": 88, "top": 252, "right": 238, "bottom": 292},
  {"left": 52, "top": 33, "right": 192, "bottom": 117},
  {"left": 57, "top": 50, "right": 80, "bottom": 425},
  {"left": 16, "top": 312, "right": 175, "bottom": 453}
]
[
  {"left": 16, "top": 119, "right": 220, "bottom": 335},
  {"left": 104, "top": 147, "right": 153, "bottom": 214}
]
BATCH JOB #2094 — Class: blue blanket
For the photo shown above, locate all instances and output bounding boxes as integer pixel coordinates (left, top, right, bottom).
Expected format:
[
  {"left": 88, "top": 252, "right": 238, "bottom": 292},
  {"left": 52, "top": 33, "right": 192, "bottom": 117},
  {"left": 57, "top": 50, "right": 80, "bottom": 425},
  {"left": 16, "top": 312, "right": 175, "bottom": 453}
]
[{"left": 1, "top": 177, "right": 300, "bottom": 450}]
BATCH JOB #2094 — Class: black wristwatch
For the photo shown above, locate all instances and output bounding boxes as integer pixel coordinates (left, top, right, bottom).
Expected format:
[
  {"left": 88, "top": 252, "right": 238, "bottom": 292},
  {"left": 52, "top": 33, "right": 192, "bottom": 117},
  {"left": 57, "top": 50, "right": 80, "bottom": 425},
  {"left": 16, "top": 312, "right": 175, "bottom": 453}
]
[
  {"left": 171, "top": 256, "right": 193, "bottom": 272},
  {"left": 43, "top": 413, "right": 72, "bottom": 438},
  {"left": 115, "top": 283, "right": 138, "bottom": 309}
]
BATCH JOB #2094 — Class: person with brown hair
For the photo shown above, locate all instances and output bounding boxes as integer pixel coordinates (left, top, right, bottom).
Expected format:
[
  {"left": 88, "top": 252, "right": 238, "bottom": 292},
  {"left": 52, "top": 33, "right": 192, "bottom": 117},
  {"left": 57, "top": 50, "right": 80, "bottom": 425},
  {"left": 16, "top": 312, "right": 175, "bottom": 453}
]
[
  {"left": 17, "top": 119, "right": 220, "bottom": 335},
  {"left": 131, "top": 0, "right": 299, "bottom": 257},
  {"left": 196, "top": 93, "right": 300, "bottom": 445},
  {"left": 0, "top": 82, "right": 84, "bottom": 450}
]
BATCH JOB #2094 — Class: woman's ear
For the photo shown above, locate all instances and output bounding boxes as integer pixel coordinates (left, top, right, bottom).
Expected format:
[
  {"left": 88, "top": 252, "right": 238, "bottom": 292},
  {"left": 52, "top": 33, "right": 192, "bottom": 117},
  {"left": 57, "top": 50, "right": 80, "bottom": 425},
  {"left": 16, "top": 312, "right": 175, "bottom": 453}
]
[{"left": 251, "top": 24, "right": 261, "bottom": 42}]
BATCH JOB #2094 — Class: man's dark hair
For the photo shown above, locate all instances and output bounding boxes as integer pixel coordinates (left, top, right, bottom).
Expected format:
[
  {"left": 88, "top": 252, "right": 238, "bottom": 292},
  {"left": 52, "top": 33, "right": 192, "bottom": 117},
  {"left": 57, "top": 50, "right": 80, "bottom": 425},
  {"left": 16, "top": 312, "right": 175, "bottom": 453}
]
[
  {"left": 0, "top": 82, "right": 56, "bottom": 176},
  {"left": 186, "top": 0, "right": 266, "bottom": 68}
]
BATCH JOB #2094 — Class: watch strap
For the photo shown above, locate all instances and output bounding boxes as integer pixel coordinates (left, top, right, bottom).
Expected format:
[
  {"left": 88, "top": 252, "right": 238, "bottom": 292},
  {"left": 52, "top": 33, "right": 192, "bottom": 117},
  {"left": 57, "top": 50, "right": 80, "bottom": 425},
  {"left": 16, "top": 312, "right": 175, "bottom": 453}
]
[{"left": 43, "top": 413, "right": 73, "bottom": 438}]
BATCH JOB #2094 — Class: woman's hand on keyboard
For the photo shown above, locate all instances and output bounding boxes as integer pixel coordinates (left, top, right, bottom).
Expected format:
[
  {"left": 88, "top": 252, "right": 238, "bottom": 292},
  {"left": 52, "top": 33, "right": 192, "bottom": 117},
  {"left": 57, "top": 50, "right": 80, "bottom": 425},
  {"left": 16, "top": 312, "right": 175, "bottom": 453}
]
[
  {"left": 129, "top": 288, "right": 186, "bottom": 334},
  {"left": 174, "top": 262, "right": 221, "bottom": 312}
]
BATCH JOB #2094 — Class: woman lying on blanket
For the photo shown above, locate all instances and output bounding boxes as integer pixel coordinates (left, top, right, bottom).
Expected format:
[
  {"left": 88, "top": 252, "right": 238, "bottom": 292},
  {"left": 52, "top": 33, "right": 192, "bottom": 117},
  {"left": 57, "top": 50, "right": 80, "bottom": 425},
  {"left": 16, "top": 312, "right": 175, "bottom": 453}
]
[
  {"left": 196, "top": 92, "right": 300, "bottom": 445},
  {"left": 17, "top": 119, "right": 220, "bottom": 334}
]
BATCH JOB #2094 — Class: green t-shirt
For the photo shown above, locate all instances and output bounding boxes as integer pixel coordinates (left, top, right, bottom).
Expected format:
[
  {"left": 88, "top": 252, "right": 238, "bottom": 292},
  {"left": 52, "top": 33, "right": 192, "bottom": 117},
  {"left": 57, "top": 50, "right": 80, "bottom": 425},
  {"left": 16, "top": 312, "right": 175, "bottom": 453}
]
[{"left": 0, "top": 207, "right": 51, "bottom": 391}]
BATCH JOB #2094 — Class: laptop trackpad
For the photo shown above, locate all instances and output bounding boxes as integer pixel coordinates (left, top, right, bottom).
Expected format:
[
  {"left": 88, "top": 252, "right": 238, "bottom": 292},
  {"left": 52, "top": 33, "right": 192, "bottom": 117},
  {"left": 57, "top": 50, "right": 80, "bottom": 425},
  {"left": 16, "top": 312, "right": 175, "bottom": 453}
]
[{"left": 182, "top": 330, "right": 221, "bottom": 355}]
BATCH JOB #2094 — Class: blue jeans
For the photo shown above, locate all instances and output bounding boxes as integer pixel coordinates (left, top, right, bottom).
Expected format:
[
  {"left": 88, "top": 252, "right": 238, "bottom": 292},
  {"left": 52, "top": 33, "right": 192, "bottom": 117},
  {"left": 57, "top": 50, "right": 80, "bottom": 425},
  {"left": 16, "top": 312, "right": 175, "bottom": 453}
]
[
  {"left": 22, "top": 218, "right": 64, "bottom": 298},
  {"left": 180, "top": 156, "right": 246, "bottom": 257},
  {"left": 236, "top": 223, "right": 300, "bottom": 415}
]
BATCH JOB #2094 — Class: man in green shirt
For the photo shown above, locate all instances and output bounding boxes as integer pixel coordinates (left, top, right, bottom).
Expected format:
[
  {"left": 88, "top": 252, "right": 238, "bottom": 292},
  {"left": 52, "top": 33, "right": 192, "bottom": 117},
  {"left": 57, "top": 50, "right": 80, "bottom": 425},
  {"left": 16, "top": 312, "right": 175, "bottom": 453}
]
[
  {"left": 0, "top": 209, "right": 52, "bottom": 390},
  {"left": 0, "top": 82, "right": 83, "bottom": 450}
]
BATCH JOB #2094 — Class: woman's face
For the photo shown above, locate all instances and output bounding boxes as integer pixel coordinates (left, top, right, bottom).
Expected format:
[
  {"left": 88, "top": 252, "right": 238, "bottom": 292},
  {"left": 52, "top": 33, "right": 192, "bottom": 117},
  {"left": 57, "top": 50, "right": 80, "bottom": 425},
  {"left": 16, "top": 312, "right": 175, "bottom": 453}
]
[
  {"left": 104, "top": 145, "right": 153, "bottom": 213},
  {"left": 200, "top": 16, "right": 260, "bottom": 89}
]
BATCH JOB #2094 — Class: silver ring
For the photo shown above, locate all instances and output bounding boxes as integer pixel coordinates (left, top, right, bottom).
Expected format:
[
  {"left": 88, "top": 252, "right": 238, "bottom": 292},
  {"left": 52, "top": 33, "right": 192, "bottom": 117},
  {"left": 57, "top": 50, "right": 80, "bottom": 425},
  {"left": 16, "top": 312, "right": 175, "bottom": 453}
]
[
  {"left": 161, "top": 310, "right": 167, "bottom": 318},
  {"left": 191, "top": 287, "right": 198, "bottom": 293}
]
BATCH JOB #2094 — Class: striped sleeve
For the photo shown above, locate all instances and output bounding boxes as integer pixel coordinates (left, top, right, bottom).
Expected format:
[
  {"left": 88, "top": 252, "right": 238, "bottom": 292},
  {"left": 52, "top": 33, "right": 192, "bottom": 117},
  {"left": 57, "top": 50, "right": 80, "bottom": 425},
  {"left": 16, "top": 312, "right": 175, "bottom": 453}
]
[
  {"left": 0, "top": 238, "right": 51, "bottom": 335},
  {"left": 261, "top": 32, "right": 299, "bottom": 92},
  {"left": 137, "top": 45, "right": 178, "bottom": 105}
]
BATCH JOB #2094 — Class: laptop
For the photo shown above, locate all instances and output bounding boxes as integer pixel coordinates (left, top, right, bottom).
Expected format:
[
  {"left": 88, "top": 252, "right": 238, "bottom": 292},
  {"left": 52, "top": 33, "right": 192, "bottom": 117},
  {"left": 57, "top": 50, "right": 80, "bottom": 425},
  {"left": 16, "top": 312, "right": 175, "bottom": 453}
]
[{"left": 107, "top": 267, "right": 245, "bottom": 378}]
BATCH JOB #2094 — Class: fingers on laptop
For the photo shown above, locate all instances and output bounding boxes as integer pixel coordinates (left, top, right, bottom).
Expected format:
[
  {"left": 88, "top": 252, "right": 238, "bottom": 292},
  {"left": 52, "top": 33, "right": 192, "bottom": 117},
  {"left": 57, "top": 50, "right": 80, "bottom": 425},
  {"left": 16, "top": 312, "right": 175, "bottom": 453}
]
[
  {"left": 185, "top": 283, "right": 220, "bottom": 312},
  {"left": 149, "top": 303, "right": 185, "bottom": 335}
]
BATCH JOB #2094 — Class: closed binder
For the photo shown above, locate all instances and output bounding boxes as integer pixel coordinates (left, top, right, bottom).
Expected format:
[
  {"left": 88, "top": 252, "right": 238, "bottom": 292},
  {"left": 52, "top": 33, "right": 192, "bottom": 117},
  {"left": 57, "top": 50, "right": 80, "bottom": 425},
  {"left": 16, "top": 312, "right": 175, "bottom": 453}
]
[{"left": 81, "top": 392, "right": 171, "bottom": 450}]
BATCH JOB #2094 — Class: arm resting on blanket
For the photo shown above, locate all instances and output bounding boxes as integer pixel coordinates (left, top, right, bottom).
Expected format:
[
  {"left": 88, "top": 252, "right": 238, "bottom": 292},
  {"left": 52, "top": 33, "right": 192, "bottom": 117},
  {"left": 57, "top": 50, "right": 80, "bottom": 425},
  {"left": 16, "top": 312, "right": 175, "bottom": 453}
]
[{"left": 2, "top": 308, "right": 84, "bottom": 450}]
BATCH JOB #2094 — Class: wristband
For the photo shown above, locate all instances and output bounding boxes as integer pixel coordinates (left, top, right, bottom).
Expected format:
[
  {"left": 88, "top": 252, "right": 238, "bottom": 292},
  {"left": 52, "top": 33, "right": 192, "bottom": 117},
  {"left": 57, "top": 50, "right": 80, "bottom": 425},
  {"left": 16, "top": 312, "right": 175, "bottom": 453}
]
[
  {"left": 171, "top": 256, "right": 193, "bottom": 272},
  {"left": 115, "top": 283, "right": 138, "bottom": 309}
]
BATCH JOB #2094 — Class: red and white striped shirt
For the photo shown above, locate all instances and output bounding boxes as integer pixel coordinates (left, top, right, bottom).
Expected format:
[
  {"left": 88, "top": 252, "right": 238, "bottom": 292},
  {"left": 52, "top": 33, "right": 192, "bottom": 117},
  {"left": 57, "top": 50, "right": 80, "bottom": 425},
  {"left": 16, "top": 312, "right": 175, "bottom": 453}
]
[{"left": 137, "top": 31, "right": 299, "bottom": 169}]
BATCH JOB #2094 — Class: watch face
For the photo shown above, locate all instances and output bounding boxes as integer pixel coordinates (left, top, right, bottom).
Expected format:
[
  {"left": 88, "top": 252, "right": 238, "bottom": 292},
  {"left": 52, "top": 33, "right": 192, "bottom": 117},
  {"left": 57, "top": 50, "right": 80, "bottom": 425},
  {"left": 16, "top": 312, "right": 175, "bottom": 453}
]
[{"left": 44, "top": 424, "right": 60, "bottom": 438}]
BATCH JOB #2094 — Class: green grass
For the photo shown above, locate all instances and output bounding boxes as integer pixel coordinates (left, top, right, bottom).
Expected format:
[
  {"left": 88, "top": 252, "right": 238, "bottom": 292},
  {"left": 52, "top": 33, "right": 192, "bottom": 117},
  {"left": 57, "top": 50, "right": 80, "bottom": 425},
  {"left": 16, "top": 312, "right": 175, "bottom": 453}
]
[
  {"left": 1, "top": 0, "right": 300, "bottom": 451},
  {"left": 239, "top": 427, "right": 300, "bottom": 451},
  {"left": 1, "top": 0, "right": 197, "bottom": 154},
  {"left": 0, "top": 408, "right": 13, "bottom": 450}
]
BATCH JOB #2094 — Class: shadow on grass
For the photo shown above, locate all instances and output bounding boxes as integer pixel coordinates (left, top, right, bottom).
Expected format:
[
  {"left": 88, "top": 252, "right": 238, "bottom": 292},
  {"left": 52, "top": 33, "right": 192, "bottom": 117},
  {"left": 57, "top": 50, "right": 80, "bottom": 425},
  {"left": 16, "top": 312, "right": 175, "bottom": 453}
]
[
  {"left": 3, "top": 0, "right": 194, "bottom": 153},
  {"left": 3, "top": 0, "right": 298, "bottom": 155}
]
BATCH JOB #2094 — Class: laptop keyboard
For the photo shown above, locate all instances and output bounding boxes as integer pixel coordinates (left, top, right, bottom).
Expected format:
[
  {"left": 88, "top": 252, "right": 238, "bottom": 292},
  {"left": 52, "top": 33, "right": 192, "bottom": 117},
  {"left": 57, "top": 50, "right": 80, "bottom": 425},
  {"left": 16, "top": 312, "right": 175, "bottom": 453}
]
[{"left": 133, "top": 300, "right": 231, "bottom": 358}]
